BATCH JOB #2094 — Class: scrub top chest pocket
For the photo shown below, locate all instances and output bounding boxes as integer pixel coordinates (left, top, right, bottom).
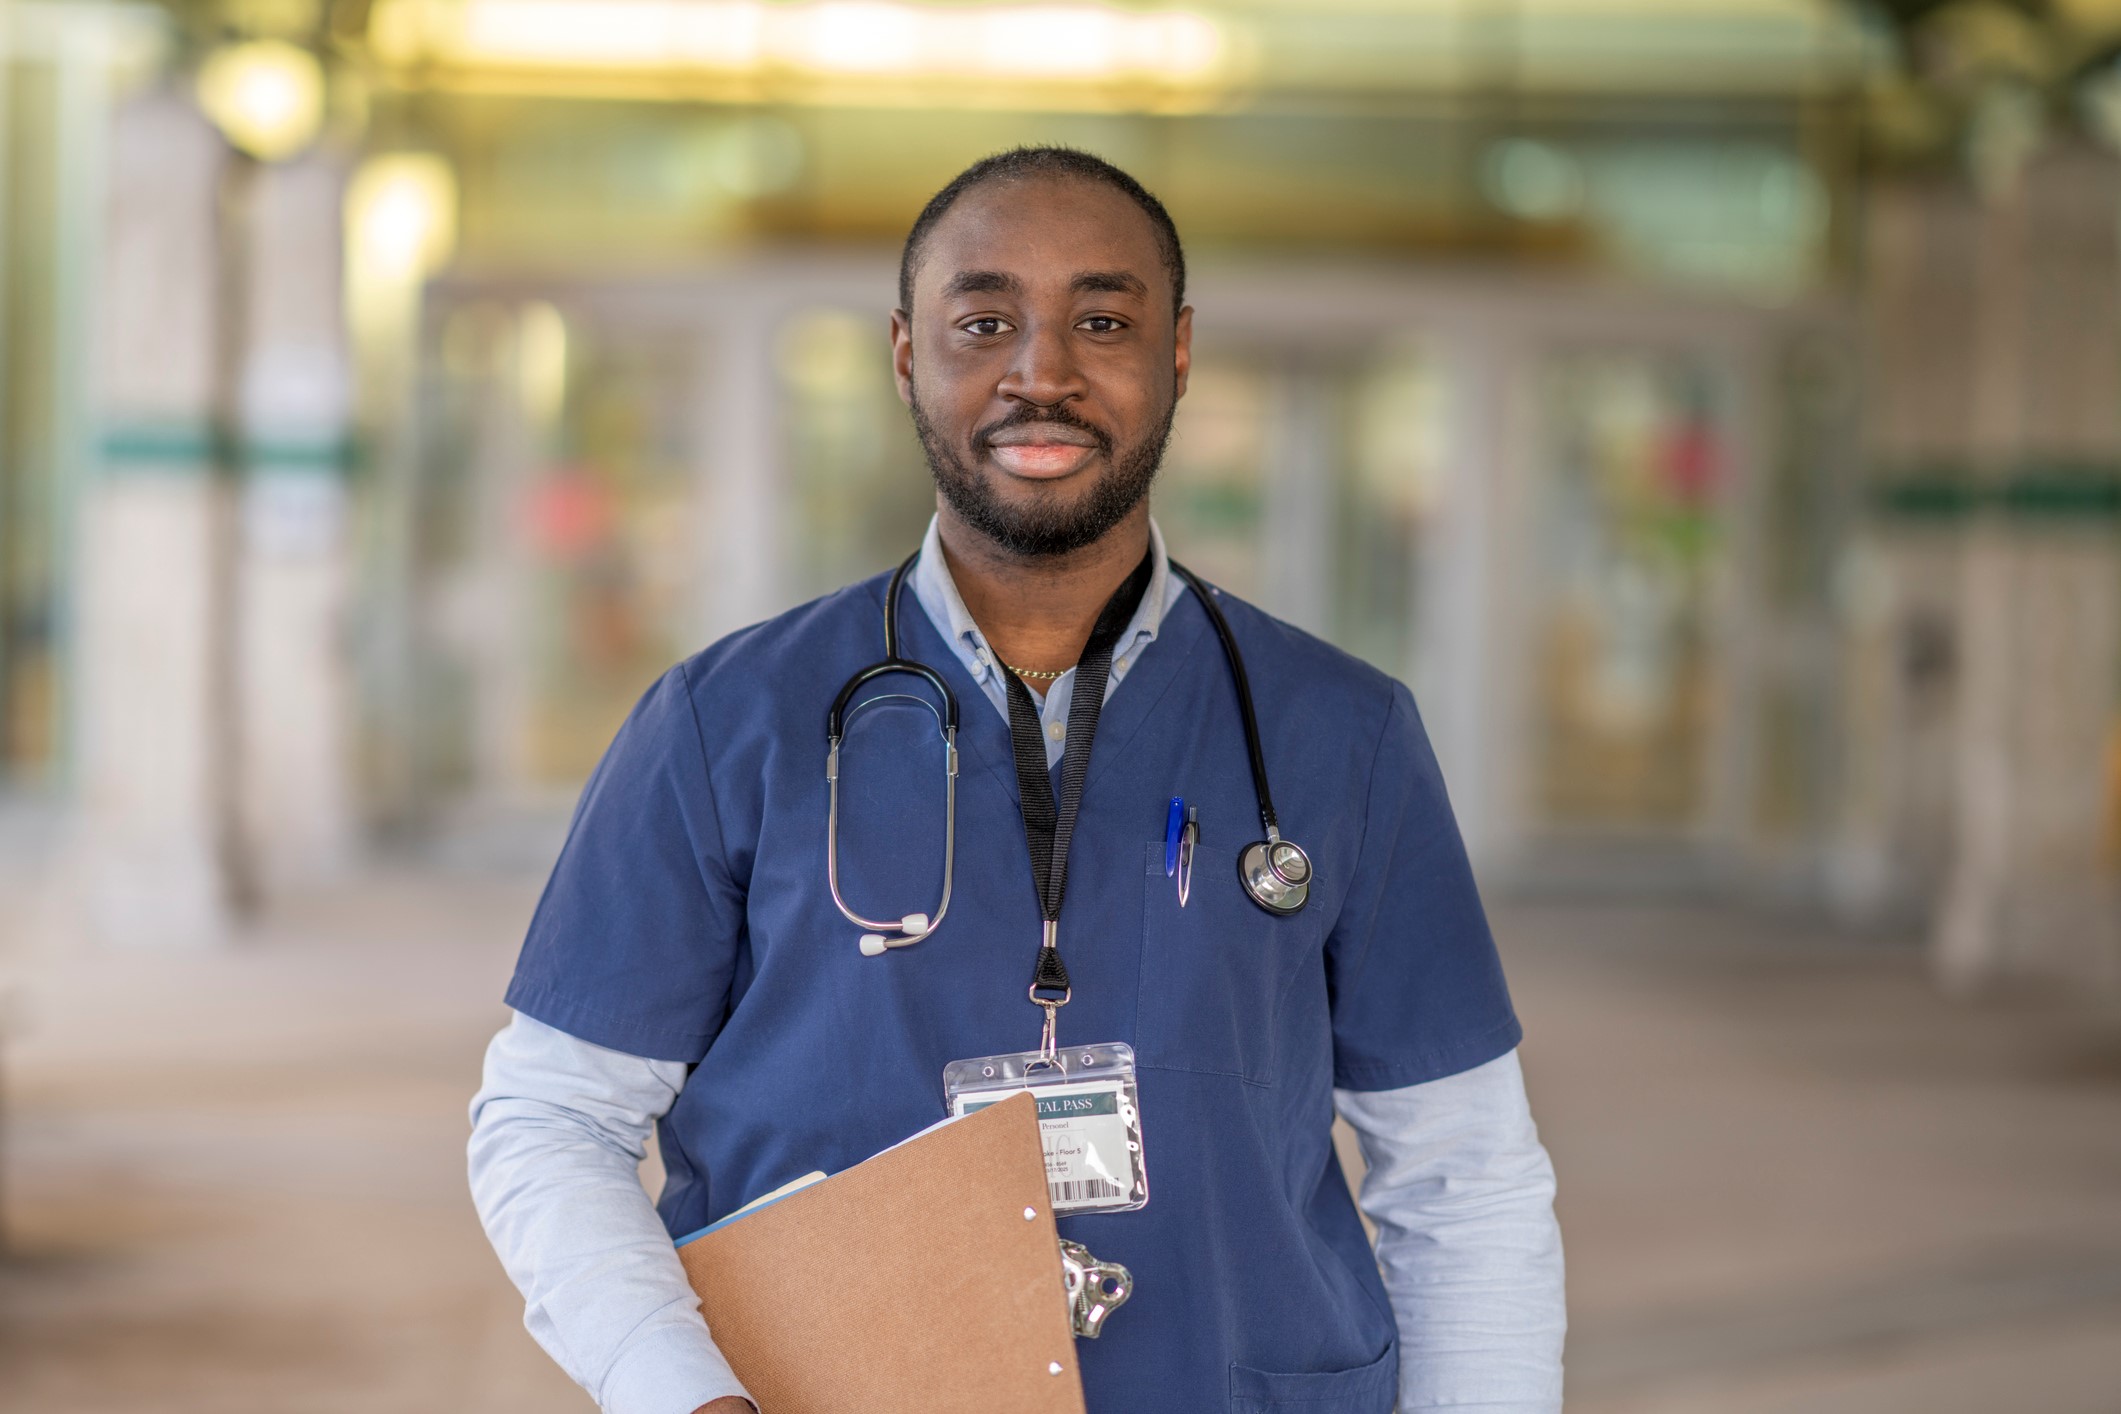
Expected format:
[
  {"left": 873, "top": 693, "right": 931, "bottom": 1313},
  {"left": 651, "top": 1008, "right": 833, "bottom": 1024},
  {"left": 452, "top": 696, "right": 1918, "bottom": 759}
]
[{"left": 1135, "top": 840, "right": 1320, "bottom": 1088}]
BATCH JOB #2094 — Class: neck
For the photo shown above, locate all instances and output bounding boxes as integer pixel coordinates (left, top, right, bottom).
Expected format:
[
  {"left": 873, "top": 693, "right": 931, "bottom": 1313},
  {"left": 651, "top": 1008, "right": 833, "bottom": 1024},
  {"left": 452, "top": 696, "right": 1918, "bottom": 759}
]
[{"left": 935, "top": 504, "right": 1151, "bottom": 678}]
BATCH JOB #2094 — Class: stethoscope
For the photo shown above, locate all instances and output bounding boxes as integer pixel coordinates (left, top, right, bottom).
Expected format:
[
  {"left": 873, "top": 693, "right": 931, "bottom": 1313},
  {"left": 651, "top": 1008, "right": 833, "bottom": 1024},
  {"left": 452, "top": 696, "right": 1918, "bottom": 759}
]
[{"left": 826, "top": 549, "right": 1313, "bottom": 956}]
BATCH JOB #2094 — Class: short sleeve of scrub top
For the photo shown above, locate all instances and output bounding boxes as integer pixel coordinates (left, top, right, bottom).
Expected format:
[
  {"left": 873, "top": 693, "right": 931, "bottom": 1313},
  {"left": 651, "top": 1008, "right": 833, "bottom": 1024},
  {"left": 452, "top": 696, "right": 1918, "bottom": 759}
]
[
  {"left": 1326, "top": 679, "right": 1522, "bottom": 1092},
  {"left": 505, "top": 664, "right": 741, "bottom": 1064}
]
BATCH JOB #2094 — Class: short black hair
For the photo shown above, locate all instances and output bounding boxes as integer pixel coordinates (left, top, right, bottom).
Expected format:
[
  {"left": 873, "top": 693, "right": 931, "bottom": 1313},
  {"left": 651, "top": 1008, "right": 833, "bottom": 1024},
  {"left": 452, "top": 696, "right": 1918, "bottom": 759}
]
[{"left": 898, "top": 146, "right": 1186, "bottom": 320}]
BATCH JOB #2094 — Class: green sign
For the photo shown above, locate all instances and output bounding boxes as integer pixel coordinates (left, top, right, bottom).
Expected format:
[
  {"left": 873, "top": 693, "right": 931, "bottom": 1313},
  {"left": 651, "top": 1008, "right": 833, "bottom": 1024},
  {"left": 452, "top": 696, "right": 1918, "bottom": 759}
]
[{"left": 1872, "top": 463, "right": 2121, "bottom": 523}]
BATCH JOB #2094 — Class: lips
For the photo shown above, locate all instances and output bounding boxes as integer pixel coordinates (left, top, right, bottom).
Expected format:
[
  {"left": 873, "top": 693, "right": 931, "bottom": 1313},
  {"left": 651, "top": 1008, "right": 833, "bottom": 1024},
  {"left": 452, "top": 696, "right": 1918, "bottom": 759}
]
[
  {"left": 989, "top": 443, "right": 1097, "bottom": 477},
  {"left": 982, "top": 425, "right": 1102, "bottom": 479}
]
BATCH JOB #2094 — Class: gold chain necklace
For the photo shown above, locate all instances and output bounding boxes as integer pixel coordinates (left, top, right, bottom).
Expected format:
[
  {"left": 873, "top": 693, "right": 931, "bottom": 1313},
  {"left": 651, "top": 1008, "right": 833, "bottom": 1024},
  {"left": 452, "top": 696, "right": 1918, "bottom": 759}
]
[{"left": 1005, "top": 662, "right": 1068, "bottom": 681}]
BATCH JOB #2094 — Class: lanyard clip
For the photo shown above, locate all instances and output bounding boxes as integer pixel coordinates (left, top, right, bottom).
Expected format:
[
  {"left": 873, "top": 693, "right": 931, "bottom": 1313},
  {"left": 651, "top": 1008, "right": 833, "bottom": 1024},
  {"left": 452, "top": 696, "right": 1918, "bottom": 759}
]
[{"left": 1034, "top": 997, "right": 1063, "bottom": 1065}]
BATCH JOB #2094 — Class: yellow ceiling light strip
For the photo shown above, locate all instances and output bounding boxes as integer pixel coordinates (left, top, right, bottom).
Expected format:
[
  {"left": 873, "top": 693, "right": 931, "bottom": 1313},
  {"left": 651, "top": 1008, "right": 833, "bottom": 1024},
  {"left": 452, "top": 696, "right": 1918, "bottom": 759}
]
[
  {"left": 370, "top": 0, "right": 1230, "bottom": 85},
  {"left": 365, "top": 0, "right": 1870, "bottom": 109}
]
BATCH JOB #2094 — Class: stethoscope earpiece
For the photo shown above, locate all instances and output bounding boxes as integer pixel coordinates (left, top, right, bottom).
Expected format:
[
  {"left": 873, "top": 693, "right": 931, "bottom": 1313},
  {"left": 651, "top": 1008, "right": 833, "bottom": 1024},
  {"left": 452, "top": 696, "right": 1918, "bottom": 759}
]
[
  {"left": 1237, "top": 837, "right": 1312, "bottom": 915},
  {"left": 857, "top": 921, "right": 931, "bottom": 956}
]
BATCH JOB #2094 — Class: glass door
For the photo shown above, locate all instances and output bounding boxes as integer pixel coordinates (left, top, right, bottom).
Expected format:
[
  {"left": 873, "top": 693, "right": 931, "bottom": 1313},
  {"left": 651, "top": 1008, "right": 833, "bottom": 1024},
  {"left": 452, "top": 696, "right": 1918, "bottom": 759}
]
[
  {"left": 1524, "top": 346, "right": 1730, "bottom": 837},
  {"left": 1157, "top": 339, "right": 1449, "bottom": 688},
  {"left": 409, "top": 298, "right": 706, "bottom": 800}
]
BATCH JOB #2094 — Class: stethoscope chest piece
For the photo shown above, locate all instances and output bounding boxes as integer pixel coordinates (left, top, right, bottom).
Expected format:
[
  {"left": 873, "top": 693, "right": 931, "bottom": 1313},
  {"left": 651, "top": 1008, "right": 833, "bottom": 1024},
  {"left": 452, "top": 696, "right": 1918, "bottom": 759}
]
[{"left": 1238, "top": 835, "right": 1312, "bottom": 915}]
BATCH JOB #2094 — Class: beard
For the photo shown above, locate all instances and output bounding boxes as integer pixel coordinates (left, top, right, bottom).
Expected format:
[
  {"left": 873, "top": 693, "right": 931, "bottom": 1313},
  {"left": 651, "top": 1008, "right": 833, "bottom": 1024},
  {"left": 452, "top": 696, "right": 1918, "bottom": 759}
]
[{"left": 909, "top": 380, "right": 1174, "bottom": 559}]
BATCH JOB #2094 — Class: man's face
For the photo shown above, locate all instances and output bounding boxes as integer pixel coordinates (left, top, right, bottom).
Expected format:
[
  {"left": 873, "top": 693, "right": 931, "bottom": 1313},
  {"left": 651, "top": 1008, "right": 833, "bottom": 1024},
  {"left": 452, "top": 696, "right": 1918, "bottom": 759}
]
[{"left": 891, "top": 175, "right": 1192, "bottom": 558}]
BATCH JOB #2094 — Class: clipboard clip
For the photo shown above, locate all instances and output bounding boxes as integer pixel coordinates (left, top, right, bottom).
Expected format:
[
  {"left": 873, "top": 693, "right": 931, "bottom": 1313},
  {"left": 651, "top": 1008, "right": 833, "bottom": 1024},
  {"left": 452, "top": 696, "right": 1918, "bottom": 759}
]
[{"left": 1059, "top": 1238, "right": 1133, "bottom": 1338}]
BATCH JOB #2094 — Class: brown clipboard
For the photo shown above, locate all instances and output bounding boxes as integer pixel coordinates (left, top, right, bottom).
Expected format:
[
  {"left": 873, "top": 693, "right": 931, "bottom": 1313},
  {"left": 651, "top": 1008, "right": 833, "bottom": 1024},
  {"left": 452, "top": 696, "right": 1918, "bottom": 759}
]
[{"left": 675, "top": 1091, "right": 1086, "bottom": 1413}]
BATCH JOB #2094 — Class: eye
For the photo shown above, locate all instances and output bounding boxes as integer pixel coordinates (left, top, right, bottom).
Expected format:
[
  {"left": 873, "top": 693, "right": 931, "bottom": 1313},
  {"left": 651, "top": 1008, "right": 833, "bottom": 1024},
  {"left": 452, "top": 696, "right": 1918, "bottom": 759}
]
[
  {"left": 962, "top": 316, "right": 1011, "bottom": 336},
  {"left": 1079, "top": 316, "right": 1126, "bottom": 334}
]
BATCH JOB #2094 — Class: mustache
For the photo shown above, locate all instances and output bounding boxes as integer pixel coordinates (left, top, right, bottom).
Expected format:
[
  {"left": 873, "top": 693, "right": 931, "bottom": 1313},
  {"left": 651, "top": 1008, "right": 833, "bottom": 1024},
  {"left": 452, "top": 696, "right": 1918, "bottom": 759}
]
[{"left": 973, "top": 404, "right": 1113, "bottom": 458}]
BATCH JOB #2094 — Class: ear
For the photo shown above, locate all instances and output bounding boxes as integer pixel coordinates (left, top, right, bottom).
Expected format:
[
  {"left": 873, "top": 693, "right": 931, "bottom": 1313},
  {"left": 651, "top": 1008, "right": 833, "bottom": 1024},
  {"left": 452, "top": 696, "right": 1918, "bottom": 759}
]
[
  {"left": 890, "top": 308, "right": 914, "bottom": 406},
  {"left": 1172, "top": 304, "right": 1193, "bottom": 402}
]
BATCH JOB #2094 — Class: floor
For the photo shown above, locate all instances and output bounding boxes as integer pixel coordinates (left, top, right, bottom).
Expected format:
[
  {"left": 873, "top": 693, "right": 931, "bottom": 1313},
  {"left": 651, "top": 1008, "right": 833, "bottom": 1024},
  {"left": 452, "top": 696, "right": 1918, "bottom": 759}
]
[{"left": 2, "top": 872, "right": 2119, "bottom": 1413}]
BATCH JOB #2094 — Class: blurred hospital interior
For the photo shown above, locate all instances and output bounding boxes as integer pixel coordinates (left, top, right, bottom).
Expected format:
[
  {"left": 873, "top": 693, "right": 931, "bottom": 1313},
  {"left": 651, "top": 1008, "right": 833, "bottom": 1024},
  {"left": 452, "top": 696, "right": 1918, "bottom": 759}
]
[{"left": 2, "top": 0, "right": 2120, "bottom": 1410}]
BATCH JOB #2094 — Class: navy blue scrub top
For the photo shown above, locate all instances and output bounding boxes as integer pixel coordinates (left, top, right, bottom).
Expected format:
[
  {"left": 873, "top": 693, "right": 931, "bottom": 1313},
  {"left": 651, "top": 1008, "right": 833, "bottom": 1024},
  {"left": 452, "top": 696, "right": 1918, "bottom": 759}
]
[{"left": 506, "top": 570, "right": 1522, "bottom": 1414}]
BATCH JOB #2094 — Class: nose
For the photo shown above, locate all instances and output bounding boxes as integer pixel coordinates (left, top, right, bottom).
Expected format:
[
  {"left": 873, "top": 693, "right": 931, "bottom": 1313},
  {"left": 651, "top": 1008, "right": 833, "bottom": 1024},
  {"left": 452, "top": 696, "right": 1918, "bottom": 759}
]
[{"left": 994, "top": 316, "right": 1086, "bottom": 408}]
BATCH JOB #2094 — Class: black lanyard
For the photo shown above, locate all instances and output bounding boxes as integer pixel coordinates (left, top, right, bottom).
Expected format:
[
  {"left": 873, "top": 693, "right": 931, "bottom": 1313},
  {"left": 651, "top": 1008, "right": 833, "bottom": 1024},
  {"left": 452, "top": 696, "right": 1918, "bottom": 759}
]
[{"left": 1000, "top": 548, "right": 1154, "bottom": 1049}]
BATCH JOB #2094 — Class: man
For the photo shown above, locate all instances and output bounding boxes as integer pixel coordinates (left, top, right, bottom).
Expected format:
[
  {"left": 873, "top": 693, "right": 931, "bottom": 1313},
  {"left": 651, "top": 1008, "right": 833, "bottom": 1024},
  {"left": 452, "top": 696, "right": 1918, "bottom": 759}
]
[{"left": 471, "top": 146, "right": 1564, "bottom": 1414}]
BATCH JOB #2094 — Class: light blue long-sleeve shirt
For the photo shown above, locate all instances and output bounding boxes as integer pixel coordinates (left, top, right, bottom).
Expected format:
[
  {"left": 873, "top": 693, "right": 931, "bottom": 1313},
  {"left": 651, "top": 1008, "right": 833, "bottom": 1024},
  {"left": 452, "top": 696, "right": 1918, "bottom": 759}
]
[{"left": 467, "top": 519, "right": 1565, "bottom": 1413}]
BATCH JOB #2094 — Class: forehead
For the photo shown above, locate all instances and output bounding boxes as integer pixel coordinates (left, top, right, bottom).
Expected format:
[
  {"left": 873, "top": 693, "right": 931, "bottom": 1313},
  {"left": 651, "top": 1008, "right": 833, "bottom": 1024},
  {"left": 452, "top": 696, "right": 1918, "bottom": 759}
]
[{"left": 917, "top": 174, "right": 1167, "bottom": 303}]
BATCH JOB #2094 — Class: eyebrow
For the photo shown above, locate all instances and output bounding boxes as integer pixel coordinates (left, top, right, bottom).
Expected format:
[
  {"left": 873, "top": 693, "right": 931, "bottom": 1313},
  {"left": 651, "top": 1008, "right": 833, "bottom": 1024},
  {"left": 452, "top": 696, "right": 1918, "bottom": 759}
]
[
  {"left": 1070, "top": 270, "right": 1148, "bottom": 299},
  {"left": 937, "top": 268, "right": 1151, "bottom": 302},
  {"left": 941, "top": 269, "right": 1022, "bottom": 300}
]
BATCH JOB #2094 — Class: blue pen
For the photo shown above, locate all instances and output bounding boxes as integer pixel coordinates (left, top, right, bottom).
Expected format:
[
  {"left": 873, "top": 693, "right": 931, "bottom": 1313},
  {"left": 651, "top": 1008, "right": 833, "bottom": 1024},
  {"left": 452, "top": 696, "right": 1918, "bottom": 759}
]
[{"left": 1164, "top": 797, "right": 1186, "bottom": 876}]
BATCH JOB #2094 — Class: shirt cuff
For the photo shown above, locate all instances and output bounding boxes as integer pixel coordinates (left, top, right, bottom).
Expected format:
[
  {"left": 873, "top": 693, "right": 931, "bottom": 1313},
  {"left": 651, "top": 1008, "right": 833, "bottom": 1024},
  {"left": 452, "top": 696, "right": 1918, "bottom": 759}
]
[{"left": 598, "top": 1317, "right": 755, "bottom": 1414}]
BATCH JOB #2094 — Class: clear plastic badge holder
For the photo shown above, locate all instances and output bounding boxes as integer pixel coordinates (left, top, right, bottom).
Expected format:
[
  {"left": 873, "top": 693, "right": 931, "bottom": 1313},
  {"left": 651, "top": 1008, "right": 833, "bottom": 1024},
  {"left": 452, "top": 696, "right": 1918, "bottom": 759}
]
[{"left": 943, "top": 1042, "right": 1148, "bottom": 1215}]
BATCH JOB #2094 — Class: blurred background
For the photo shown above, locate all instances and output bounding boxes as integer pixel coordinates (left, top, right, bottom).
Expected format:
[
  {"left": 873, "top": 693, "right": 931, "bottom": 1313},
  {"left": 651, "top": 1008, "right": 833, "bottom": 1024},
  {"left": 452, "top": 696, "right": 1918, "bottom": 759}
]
[{"left": 1, "top": 0, "right": 2119, "bottom": 1410}]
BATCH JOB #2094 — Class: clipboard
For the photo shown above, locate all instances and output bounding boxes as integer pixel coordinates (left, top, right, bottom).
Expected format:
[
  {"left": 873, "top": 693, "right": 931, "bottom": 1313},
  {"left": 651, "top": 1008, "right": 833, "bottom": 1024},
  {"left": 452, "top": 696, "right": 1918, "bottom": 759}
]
[{"left": 675, "top": 1091, "right": 1087, "bottom": 1413}]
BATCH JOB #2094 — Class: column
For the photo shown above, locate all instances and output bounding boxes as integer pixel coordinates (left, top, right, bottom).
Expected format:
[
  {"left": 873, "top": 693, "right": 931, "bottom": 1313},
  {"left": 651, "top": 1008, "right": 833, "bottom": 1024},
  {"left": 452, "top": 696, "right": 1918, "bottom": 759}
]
[
  {"left": 70, "top": 91, "right": 237, "bottom": 947},
  {"left": 1260, "top": 361, "right": 1334, "bottom": 638},
  {"left": 700, "top": 296, "right": 787, "bottom": 642},
  {"left": 236, "top": 153, "right": 358, "bottom": 891},
  {"left": 1837, "top": 178, "right": 1978, "bottom": 922},
  {"left": 1422, "top": 327, "right": 1508, "bottom": 868},
  {"left": 1903, "top": 147, "right": 2121, "bottom": 989}
]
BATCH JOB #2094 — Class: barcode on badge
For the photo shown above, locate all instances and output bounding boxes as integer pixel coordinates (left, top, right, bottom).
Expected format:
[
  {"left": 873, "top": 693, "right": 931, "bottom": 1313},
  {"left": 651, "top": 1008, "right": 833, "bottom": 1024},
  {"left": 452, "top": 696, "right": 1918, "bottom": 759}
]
[{"left": 1051, "top": 1177, "right": 1126, "bottom": 1205}]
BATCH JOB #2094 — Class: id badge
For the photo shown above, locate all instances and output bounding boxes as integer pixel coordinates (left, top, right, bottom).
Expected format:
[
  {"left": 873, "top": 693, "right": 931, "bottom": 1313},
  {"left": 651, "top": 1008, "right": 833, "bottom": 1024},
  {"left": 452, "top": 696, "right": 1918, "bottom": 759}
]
[{"left": 943, "top": 1042, "right": 1148, "bottom": 1215}]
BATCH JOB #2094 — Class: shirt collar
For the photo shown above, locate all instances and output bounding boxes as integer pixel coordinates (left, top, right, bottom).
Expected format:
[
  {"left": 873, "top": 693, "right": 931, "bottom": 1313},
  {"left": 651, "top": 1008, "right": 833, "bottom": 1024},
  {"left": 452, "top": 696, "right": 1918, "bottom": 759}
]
[{"left": 909, "top": 514, "right": 1175, "bottom": 689}]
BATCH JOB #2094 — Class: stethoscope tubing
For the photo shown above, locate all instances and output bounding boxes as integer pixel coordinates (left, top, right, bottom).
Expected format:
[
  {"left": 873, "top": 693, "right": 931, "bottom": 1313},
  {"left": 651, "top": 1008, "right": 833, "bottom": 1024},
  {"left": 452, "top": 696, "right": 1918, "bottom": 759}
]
[
  {"left": 1166, "top": 561, "right": 1281, "bottom": 847},
  {"left": 825, "top": 552, "right": 961, "bottom": 939},
  {"left": 830, "top": 547, "right": 1309, "bottom": 937},
  {"left": 826, "top": 707, "right": 958, "bottom": 938}
]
